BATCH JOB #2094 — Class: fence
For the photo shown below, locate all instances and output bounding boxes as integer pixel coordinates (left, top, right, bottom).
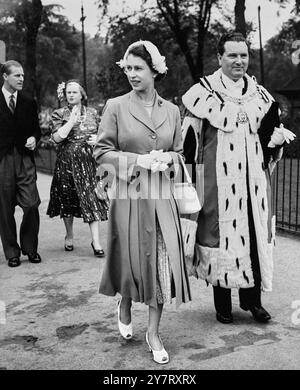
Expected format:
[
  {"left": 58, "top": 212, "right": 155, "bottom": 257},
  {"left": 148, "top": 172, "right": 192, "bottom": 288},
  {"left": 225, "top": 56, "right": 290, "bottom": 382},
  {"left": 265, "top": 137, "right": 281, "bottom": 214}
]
[{"left": 273, "top": 156, "right": 300, "bottom": 236}]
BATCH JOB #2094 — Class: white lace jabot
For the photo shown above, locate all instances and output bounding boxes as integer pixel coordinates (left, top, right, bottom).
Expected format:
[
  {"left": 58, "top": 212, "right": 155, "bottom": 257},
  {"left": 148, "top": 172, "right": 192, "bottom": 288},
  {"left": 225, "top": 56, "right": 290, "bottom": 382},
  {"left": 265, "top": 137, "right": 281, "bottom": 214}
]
[{"left": 220, "top": 72, "right": 244, "bottom": 97}]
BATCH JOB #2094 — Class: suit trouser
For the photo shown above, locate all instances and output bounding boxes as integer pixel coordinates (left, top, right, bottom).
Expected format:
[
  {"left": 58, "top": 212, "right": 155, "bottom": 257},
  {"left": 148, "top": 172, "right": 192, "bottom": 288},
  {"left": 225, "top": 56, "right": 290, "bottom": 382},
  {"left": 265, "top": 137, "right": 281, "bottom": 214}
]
[
  {"left": 213, "top": 178, "right": 262, "bottom": 314},
  {"left": 0, "top": 148, "right": 40, "bottom": 260}
]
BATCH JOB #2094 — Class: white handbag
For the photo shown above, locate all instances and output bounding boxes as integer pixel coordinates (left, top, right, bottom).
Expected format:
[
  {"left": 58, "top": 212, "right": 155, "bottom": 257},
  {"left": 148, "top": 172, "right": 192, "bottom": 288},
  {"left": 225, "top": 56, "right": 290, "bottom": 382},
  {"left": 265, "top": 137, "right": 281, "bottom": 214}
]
[{"left": 173, "top": 155, "right": 202, "bottom": 215}]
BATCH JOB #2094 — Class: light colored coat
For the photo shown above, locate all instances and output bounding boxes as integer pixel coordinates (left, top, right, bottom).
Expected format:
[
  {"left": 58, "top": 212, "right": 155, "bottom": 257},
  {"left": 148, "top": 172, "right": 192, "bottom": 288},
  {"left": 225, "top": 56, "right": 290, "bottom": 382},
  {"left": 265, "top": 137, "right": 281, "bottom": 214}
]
[{"left": 93, "top": 91, "right": 191, "bottom": 307}]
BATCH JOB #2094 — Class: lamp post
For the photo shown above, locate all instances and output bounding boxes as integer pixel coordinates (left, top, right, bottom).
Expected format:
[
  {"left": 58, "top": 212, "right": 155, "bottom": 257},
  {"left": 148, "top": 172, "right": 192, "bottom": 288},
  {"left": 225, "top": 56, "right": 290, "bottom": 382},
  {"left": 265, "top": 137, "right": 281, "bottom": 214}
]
[
  {"left": 258, "top": 5, "right": 265, "bottom": 86},
  {"left": 0, "top": 40, "right": 6, "bottom": 63},
  {"left": 80, "top": 0, "right": 87, "bottom": 94}
]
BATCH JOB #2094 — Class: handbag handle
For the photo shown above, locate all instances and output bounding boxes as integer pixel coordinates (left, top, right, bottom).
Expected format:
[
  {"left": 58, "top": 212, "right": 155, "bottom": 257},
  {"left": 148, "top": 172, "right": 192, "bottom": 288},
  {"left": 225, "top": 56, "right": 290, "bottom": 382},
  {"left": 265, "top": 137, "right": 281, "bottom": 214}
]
[{"left": 177, "top": 154, "right": 192, "bottom": 185}]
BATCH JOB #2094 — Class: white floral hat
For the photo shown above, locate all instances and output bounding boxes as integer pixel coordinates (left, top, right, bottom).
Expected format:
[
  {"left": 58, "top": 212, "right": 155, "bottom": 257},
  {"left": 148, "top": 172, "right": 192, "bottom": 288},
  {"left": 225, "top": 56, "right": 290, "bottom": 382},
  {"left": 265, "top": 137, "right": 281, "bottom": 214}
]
[
  {"left": 116, "top": 40, "right": 168, "bottom": 74},
  {"left": 57, "top": 82, "right": 66, "bottom": 102}
]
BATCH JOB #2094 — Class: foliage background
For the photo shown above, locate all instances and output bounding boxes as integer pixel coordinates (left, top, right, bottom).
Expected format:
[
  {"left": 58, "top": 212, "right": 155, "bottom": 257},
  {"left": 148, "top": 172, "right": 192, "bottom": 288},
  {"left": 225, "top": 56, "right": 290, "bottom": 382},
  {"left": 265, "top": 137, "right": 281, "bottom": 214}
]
[{"left": 0, "top": 0, "right": 299, "bottom": 155}]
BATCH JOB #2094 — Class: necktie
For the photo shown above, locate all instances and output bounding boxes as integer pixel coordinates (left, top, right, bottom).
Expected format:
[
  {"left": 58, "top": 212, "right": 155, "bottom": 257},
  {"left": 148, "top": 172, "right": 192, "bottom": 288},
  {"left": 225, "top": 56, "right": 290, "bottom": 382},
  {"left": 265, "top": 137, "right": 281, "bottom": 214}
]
[{"left": 9, "top": 95, "right": 15, "bottom": 114}]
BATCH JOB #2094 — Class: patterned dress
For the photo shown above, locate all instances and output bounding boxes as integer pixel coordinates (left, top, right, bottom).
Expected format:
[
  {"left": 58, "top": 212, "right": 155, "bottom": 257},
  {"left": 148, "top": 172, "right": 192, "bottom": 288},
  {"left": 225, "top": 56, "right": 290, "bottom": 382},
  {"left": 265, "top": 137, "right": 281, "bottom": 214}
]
[{"left": 47, "top": 105, "right": 109, "bottom": 223}]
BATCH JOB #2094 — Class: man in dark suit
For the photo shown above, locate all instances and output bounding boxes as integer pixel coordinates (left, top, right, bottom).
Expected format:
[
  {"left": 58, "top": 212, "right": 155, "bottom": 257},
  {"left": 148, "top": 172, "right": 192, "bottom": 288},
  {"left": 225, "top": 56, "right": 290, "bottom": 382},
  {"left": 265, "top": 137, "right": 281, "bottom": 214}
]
[{"left": 0, "top": 60, "right": 42, "bottom": 267}]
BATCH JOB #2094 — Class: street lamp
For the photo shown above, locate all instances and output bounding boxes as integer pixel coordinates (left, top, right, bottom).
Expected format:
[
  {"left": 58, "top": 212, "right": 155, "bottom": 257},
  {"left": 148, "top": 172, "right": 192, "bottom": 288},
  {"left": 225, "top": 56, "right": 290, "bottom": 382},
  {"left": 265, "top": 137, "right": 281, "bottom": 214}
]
[
  {"left": 0, "top": 40, "right": 6, "bottom": 63},
  {"left": 258, "top": 5, "right": 265, "bottom": 86},
  {"left": 80, "top": 0, "right": 87, "bottom": 95}
]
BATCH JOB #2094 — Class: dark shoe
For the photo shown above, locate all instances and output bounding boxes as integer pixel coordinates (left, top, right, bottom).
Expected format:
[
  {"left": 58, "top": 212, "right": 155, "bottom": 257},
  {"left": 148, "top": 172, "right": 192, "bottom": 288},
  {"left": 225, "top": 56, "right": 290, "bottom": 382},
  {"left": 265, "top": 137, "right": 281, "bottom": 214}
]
[
  {"left": 216, "top": 312, "right": 233, "bottom": 324},
  {"left": 8, "top": 257, "right": 21, "bottom": 267},
  {"left": 64, "top": 237, "right": 74, "bottom": 251},
  {"left": 241, "top": 305, "right": 271, "bottom": 323},
  {"left": 91, "top": 242, "right": 105, "bottom": 258},
  {"left": 27, "top": 252, "right": 42, "bottom": 264}
]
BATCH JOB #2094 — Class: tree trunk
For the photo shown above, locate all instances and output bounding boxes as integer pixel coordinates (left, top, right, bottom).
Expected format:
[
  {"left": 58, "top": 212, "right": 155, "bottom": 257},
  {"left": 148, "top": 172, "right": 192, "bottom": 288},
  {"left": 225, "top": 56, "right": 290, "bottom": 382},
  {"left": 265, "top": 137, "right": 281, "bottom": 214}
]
[
  {"left": 156, "top": 0, "right": 214, "bottom": 82},
  {"left": 195, "top": 32, "right": 204, "bottom": 79},
  {"left": 23, "top": 0, "right": 43, "bottom": 104},
  {"left": 25, "top": 29, "right": 38, "bottom": 98},
  {"left": 174, "top": 31, "right": 199, "bottom": 81},
  {"left": 234, "top": 0, "right": 246, "bottom": 37}
]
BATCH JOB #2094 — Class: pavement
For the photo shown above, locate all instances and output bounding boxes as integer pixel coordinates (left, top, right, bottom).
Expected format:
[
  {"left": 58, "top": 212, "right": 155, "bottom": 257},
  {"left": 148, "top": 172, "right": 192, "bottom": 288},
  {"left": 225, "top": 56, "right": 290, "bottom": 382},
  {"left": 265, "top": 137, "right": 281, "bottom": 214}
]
[{"left": 0, "top": 172, "right": 300, "bottom": 371}]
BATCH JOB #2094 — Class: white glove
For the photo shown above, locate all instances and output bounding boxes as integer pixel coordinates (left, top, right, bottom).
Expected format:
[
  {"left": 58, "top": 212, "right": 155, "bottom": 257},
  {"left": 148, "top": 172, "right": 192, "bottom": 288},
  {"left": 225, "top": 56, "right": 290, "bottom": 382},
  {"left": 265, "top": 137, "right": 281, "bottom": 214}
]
[
  {"left": 57, "top": 126, "right": 70, "bottom": 139},
  {"left": 137, "top": 154, "right": 156, "bottom": 170},
  {"left": 268, "top": 124, "right": 296, "bottom": 148},
  {"left": 57, "top": 105, "right": 80, "bottom": 139},
  {"left": 69, "top": 105, "right": 81, "bottom": 125},
  {"left": 149, "top": 150, "right": 172, "bottom": 172},
  {"left": 150, "top": 149, "right": 173, "bottom": 164},
  {"left": 151, "top": 161, "right": 169, "bottom": 172}
]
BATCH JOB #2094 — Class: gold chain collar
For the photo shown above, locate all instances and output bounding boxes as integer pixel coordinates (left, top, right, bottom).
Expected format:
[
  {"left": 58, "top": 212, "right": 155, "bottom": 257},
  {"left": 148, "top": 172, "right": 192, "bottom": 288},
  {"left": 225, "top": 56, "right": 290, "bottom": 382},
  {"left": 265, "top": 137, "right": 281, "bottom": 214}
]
[{"left": 218, "top": 90, "right": 258, "bottom": 105}]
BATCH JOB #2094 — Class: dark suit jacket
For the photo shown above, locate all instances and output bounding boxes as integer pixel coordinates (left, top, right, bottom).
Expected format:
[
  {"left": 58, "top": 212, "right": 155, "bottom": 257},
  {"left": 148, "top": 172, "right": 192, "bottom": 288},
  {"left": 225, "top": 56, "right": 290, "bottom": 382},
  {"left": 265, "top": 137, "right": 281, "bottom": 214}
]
[
  {"left": 257, "top": 101, "right": 281, "bottom": 167},
  {"left": 0, "top": 91, "right": 41, "bottom": 162}
]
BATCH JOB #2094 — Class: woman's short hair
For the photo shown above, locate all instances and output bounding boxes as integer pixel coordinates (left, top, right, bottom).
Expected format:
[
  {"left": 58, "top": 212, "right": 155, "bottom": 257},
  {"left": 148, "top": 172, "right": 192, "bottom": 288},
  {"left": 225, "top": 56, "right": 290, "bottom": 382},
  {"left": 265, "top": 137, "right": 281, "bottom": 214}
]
[
  {"left": 217, "top": 32, "right": 249, "bottom": 55},
  {"left": 127, "top": 44, "right": 165, "bottom": 82},
  {"left": 65, "top": 79, "right": 88, "bottom": 104}
]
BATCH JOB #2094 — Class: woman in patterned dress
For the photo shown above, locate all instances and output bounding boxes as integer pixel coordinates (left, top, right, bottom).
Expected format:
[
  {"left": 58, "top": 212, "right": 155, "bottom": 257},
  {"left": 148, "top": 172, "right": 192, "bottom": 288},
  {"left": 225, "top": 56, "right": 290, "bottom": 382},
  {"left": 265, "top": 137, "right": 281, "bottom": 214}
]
[
  {"left": 93, "top": 42, "right": 191, "bottom": 364},
  {"left": 47, "top": 80, "right": 109, "bottom": 256}
]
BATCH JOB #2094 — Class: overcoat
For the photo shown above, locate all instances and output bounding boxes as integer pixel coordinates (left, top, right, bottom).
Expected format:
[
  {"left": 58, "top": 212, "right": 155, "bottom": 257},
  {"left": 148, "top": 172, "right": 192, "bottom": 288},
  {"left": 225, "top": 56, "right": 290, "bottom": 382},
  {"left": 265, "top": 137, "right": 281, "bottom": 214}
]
[{"left": 93, "top": 91, "right": 191, "bottom": 308}]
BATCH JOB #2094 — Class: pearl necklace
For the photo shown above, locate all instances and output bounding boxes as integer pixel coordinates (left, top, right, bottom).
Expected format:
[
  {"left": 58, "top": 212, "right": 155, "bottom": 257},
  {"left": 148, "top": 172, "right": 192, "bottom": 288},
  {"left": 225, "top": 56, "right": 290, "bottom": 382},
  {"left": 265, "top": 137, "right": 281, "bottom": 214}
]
[{"left": 139, "top": 92, "right": 156, "bottom": 107}]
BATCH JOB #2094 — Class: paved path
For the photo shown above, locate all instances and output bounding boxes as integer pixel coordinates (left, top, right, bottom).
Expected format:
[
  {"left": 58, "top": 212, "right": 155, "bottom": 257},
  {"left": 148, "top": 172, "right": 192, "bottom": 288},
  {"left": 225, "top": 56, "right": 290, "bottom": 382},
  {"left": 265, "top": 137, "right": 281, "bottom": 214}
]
[{"left": 0, "top": 173, "right": 300, "bottom": 370}]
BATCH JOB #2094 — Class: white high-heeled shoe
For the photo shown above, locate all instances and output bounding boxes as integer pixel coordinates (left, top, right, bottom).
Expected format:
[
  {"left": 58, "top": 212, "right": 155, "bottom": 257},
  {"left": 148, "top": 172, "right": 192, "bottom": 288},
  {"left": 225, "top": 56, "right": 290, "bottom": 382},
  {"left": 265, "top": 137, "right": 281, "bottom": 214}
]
[
  {"left": 145, "top": 332, "right": 169, "bottom": 364},
  {"left": 117, "top": 299, "right": 133, "bottom": 339}
]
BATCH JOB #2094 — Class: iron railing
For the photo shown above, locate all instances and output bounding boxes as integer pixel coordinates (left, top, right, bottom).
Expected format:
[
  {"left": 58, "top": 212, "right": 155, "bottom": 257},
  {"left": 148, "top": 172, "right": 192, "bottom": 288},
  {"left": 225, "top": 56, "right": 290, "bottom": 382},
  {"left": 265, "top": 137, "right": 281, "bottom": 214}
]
[{"left": 273, "top": 155, "right": 300, "bottom": 236}]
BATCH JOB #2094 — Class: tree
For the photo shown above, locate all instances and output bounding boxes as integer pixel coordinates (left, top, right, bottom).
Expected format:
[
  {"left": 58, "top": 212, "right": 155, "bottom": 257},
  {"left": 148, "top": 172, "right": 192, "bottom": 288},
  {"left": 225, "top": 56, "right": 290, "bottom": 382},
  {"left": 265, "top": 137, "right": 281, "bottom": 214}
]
[
  {"left": 144, "top": 0, "right": 219, "bottom": 81},
  {"left": 272, "top": 0, "right": 300, "bottom": 13},
  {"left": 264, "top": 17, "right": 300, "bottom": 91},
  {"left": 36, "top": 5, "right": 81, "bottom": 106},
  {"left": 234, "top": 0, "right": 246, "bottom": 36},
  {"left": 95, "top": 14, "right": 193, "bottom": 100},
  {"left": 97, "top": 0, "right": 219, "bottom": 81},
  {"left": 16, "top": 0, "right": 43, "bottom": 98},
  {"left": 0, "top": 3, "right": 24, "bottom": 63},
  {"left": 0, "top": 0, "right": 43, "bottom": 99},
  {"left": 0, "top": 2, "right": 82, "bottom": 106},
  {"left": 233, "top": 0, "right": 300, "bottom": 41}
]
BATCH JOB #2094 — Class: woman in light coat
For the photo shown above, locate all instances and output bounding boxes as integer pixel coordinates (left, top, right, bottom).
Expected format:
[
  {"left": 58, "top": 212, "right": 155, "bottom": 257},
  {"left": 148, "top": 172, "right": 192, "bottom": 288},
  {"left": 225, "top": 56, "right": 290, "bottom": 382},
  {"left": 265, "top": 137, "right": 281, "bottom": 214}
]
[{"left": 93, "top": 41, "right": 191, "bottom": 364}]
